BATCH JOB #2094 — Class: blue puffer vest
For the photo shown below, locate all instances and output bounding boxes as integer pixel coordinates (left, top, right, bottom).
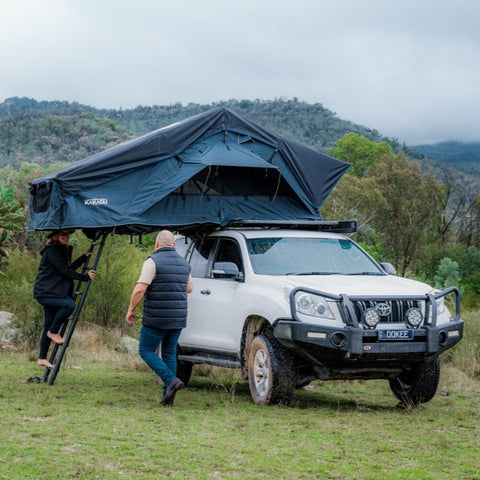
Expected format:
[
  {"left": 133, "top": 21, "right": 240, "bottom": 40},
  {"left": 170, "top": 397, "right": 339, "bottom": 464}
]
[{"left": 142, "top": 247, "right": 191, "bottom": 330}]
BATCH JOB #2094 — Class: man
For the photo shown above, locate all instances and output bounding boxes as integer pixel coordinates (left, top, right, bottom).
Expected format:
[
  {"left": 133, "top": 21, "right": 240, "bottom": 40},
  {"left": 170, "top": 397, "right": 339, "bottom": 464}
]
[{"left": 126, "top": 230, "right": 193, "bottom": 406}]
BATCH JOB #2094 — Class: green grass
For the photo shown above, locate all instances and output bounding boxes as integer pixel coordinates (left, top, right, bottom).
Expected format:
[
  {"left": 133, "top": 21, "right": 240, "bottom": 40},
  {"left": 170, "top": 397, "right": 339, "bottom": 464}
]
[{"left": 1, "top": 347, "right": 479, "bottom": 480}]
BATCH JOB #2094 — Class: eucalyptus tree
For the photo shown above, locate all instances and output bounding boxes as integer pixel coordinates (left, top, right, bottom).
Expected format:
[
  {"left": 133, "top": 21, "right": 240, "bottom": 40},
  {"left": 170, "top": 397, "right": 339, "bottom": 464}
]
[
  {"left": 327, "top": 132, "right": 394, "bottom": 178},
  {"left": 370, "top": 154, "right": 442, "bottom": 276}
]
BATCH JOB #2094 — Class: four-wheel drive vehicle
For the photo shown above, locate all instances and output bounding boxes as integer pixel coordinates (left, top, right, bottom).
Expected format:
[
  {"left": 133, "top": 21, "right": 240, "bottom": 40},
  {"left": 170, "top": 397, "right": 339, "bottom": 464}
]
[{"left": 175, "top": 224, "right": 463, "bottom": 406}]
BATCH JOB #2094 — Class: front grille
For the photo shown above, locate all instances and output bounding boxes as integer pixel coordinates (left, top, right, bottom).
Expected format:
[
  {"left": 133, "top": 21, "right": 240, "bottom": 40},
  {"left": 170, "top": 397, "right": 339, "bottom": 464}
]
[{"left": 352, "top": 299, "right": 423, "bottom": 325}]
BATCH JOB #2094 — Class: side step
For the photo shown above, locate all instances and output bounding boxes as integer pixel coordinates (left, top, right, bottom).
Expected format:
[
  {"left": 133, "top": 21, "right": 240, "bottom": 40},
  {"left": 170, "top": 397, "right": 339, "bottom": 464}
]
[{"left": 178, "top": 354, "right": 240, "bottom": 369}]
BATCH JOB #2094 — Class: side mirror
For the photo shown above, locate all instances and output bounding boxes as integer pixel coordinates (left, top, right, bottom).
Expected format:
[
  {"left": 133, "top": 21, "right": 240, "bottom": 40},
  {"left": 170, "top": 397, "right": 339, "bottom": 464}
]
[
  {"left": 212, "top": 262, "right": 240, "bottom": 279},
  {"left": 380, "top": 262, "right": 396, "bottom": 275}
]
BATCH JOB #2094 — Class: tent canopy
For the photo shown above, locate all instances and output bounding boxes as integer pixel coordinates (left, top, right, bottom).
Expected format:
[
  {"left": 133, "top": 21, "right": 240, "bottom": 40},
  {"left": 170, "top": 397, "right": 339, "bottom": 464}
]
[{"left": 28, "top": 106, "right": 349, "bottom": 235}]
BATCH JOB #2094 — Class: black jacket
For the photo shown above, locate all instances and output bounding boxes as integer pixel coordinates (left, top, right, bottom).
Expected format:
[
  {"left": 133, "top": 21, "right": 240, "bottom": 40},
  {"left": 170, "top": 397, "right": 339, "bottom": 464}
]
[{"left": 34, "top": 242, "right": 89, "bottom": 299}]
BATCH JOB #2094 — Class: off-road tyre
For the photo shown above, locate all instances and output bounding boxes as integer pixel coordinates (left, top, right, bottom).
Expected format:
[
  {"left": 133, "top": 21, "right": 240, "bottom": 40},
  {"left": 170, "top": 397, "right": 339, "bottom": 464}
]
[
  {"left": 247, "top": 333, "right": 295, "bottom": 405},
  {"left": 389, "top": 357, "right": 440, "bottom": 406}
]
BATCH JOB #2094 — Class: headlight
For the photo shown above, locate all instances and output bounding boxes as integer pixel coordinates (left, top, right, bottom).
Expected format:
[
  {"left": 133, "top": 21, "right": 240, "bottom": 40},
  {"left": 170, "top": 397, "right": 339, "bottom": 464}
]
[
  {"left": 405, "top": 308, "right": 423, "bottom": 328},
  {"left": 435, "top": 296, "right": 446, "bottom": 315},
  {"left": 294, "top": 292, "right": 335, "bottom": 319}
]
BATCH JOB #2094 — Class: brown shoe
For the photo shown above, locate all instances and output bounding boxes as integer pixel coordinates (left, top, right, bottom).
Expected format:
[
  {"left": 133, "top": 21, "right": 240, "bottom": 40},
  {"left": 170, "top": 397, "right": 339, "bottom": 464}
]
[
  {"left": 37, "top": 359, "right": 54, "bottom": 369},
  {"left": 161, "top": 377, "right": 184, "bottom": 406},
  {"left": 47, "top": 331, "right": 64, "bottom": 344}
]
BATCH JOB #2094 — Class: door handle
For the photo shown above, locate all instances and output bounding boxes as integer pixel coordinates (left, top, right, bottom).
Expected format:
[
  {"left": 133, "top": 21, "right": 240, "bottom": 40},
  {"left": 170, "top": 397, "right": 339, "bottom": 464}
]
[{"left": 200, "top": 289, "right": 211, "bottom": 295}]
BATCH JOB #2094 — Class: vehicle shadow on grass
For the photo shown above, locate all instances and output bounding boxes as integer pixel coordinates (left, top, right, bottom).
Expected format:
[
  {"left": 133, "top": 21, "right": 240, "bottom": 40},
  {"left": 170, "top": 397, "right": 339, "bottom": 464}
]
[
  {"left": 290, "top": 386, "right": 400, "bottom": 412},
  {"left": 185, "top": 376, "right": 400, "bottom": 412}
]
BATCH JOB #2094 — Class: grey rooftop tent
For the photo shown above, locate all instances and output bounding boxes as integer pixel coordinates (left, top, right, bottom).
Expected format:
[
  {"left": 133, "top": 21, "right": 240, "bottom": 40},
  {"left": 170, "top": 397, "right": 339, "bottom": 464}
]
[{"left": 28, "top": 106, "right": 350, "bottom": 235}]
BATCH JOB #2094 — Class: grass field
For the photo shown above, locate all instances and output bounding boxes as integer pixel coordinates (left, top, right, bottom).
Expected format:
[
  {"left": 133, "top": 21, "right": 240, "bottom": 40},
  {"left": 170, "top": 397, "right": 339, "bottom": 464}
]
[{"left": 1, "top": 331, "right": 479, "bottom": 480}]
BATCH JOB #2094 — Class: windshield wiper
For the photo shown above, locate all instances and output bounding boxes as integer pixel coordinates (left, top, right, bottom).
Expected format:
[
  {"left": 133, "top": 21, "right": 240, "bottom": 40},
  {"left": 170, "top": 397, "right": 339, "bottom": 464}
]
[
  {"left": 285, "top": 271, "right": 385, "bottom": 276},
  {"left": 348, "top": 272, "right": 385, "bottom": 276},
  {"left": 285, "top": 272, "right": 340, "bottom": 276}
]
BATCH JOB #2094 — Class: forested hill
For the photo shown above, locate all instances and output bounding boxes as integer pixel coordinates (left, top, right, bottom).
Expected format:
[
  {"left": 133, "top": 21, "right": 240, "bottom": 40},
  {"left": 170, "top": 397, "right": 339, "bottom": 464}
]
[
  {"left": 1, "top": 97, "right": 478, "bottom": 184},
  {"left": 413, "top": 141, "right": 480, "bottom": 178},
  {"left": 0, "top": 96, "right": 388, "bottom": 168}
]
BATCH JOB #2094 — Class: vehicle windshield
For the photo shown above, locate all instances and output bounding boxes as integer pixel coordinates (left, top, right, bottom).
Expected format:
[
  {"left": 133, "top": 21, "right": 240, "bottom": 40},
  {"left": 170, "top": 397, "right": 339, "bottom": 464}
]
[{"left": 246, "top": 237, "right": 384, "bottom": 276}]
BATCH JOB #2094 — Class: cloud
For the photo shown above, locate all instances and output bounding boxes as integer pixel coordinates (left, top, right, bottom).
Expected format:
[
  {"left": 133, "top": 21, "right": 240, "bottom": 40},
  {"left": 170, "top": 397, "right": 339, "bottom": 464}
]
[{"left": 1, "top": 0, "right": 479, "bottom": 144}]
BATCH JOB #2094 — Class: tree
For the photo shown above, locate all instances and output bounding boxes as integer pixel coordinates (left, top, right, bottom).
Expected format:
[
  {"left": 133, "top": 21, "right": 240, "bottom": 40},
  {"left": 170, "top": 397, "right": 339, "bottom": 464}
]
[
  {"left": 0, "top": 183, "right": 25, "bottom": 271},
  {"left": 321, "top": 174, "right": 384, "bottom": 231},
  {"left": 327, "top": 132, "right": 394, "bottom": 178},
  {"left": 433, "top": 175, "right": 465, "bottom": 248},
  {"left": 457, "top": 190, "right": 480, "bottom": 249},
  {"left": 370, "top": 154, "right": 442, "bottom": 276},
  {"left": 434, "top": 257, "right": 461, "bottom": 290}
]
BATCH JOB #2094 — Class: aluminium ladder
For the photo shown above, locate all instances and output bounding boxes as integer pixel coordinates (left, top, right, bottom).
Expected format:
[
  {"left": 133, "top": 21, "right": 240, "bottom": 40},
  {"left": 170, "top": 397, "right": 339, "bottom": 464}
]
[{"left": 40, "top": 231, "right": 109, "bottom": 385}]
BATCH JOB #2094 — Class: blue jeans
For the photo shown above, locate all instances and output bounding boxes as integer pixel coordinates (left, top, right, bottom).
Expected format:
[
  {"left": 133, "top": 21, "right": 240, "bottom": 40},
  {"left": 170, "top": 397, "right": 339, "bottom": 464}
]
[
  {"left": 36, "top": 296, "right": 76, "bottom": 359},
  {"left": 139, "top": 326, "right": 182, "bottom": 395}
]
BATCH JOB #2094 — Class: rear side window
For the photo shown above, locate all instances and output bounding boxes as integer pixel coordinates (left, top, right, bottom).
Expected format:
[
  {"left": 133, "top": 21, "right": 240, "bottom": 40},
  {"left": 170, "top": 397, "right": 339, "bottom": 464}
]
[{"left": 189, "top": 238, "right": 215, "bottom": 277}]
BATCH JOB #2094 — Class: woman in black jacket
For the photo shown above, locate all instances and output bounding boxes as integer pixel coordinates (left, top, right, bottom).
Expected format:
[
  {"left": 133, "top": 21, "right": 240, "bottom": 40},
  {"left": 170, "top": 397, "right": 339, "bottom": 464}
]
[{"left": 34, "top": 230, "right": 95, "bottom": 368}]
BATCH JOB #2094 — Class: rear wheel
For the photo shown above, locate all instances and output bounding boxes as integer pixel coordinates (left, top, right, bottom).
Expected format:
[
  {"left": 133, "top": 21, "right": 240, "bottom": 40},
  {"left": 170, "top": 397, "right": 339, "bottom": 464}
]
[
  {"left": 389, "top": 357, "right": 440, "bottom": 406},
  {"left": 247, "top": 333, "right": 295, "bottom": 405}
]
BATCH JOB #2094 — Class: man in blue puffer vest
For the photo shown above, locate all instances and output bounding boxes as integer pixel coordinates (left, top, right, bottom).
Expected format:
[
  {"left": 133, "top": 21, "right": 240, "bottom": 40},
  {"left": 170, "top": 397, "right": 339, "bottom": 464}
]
[{"left": 126, "top": 230, "right": 193, "bottom": 406}]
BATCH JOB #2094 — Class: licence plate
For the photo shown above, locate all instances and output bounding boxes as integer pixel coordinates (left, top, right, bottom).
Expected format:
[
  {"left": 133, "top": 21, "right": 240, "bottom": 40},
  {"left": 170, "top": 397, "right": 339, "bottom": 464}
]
[{"left": 378, "top": 329, "right": 414, "bottom": 341}]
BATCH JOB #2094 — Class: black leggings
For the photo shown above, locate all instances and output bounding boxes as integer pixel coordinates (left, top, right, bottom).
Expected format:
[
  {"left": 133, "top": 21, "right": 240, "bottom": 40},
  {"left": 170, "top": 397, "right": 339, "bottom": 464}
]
[{"left": 36, "top": 296, "right": 76, "bottom": 359}]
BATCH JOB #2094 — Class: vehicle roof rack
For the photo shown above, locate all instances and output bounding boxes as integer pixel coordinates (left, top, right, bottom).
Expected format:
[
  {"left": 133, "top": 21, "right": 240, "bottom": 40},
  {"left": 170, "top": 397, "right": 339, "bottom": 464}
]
[{"left": 226, "top": 219, "right": 358, "bottom": 234}]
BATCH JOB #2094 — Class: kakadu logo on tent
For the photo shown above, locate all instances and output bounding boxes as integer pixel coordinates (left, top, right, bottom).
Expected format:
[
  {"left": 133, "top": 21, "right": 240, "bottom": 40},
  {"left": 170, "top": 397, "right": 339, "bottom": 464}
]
[{"left": 84, "top": 198, "right": 108, "bottom": 206}]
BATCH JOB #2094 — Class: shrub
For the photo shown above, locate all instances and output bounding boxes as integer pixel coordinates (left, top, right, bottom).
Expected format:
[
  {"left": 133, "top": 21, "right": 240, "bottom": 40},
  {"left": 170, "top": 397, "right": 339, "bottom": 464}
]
[
  {"left": 74, "top": 234, "right": 149, "bottom": 330},
  {"left": 0, "top": 249, "right": 43, "bottom": 349},
  {"left": 445, "top": 311, "right": 480, "bottom": 378},
  {"left": 434, "top": 257, "right": 461, "bottom": 290},
  {"left": 0, "top": 233, "right": 149, "bottom": 349}
]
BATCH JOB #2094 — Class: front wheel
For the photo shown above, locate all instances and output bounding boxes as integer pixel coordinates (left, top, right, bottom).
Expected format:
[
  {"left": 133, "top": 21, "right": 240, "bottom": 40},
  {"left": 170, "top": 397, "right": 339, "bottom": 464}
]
[
  {"left": 247, "top": 334, "right": 295, "bottom": 405},
  {"left": 389, "top": 357, "right": 440, "bottom": 406}
]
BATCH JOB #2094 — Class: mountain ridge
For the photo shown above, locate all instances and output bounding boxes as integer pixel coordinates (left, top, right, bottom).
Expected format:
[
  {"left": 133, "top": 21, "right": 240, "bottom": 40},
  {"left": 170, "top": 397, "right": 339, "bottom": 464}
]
[{"left": 1, "top": 96, "right": 479, "bottom": 183}]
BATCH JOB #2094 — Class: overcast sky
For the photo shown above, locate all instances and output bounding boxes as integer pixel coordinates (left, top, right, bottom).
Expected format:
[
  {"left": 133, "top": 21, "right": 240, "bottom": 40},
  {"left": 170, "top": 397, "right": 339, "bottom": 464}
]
[{"left": 1, "top": 0, "right": 479, "bottom": 145}]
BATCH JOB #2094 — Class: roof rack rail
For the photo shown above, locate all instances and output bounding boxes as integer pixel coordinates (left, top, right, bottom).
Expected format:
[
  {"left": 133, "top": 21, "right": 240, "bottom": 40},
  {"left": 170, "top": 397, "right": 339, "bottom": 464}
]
[{"left": 226, "top": 219, "right": 358, "bottom": 233}]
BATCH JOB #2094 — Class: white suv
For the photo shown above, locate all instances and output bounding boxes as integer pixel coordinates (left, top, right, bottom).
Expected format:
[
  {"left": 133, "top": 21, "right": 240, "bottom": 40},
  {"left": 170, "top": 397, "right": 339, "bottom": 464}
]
[{"left": 176, "top": 224, "right": 463, "bottom": 406}]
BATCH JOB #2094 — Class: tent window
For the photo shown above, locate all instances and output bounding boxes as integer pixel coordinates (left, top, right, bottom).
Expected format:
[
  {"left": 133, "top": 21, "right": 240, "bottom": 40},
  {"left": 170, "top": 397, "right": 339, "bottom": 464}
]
[
  {"left": 30, "top": 182, "right": 53, "bottom": 213},
  {"left": 173, "top": 166, "right": 287, "bottom": 198}
]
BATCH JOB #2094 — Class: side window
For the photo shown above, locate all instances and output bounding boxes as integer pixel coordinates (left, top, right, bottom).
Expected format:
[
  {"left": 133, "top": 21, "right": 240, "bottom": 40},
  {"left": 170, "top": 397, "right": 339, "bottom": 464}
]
[
  {"left": 213, "top": 239, "right": 243, "bottom": 274},
  {"left": 189, "top": 237, "right": 215, "bottom": 278}
]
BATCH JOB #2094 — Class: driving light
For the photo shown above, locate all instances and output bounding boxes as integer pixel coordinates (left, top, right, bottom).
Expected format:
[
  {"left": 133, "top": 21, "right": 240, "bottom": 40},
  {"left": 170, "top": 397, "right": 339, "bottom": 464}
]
[
  {"left": 363, "top": 308, "right": 380, "bottom": 328},
  {"left": 405, "top": 308, "right": 423, "bottom": 328},
  {"left": 295, "top": 292, "right": 334, "bottom": 319}
]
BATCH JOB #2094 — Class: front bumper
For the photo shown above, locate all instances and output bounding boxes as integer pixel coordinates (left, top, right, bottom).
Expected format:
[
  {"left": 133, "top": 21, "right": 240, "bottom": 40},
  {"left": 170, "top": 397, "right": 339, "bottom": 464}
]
[
  {"left": 273, "top": 286, "right": 464, "bottom": 370},
  {"left": 274, "top": 318, "right": 463, "bottom": 363}
]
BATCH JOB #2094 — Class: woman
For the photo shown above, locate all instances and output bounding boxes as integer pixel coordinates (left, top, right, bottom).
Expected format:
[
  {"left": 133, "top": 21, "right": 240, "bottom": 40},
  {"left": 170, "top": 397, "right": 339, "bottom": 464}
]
[{"left": 34, "top": 229, "right": 95, "bottom": 368}]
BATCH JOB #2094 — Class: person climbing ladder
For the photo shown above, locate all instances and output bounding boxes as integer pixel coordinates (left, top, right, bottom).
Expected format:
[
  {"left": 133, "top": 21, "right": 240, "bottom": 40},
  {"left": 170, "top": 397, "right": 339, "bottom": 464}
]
[{"left": 33, "top": 229, "right": 96, "bottom": 369}]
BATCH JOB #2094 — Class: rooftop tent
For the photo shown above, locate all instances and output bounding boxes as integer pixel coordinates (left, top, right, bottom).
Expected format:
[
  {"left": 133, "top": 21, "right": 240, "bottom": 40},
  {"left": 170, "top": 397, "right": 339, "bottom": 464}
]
[{"left": 28, "top": 106, "right": 350, "bottom": 235}]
